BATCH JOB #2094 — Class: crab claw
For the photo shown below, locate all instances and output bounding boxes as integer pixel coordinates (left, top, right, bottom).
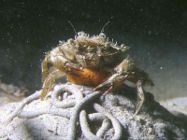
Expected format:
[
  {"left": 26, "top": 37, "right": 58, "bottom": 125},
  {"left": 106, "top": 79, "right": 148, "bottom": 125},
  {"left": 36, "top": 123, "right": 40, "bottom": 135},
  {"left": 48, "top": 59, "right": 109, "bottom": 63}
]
[
  {"left": 103, "top": 86, "right": 113, "bottom": 95},
  {"left": 94, "top": 73, "right": 128, "bottom": 91},
  {"left": 94, "top": 74, "right": 117, "bottom": 91}
]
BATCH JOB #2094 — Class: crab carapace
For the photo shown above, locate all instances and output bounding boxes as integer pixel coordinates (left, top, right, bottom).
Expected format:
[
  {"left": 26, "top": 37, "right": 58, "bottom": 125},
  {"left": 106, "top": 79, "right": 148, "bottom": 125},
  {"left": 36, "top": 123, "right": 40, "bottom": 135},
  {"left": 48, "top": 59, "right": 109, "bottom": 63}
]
[{"left": 41, "top": 32, "right": 153, "bottom": 115}]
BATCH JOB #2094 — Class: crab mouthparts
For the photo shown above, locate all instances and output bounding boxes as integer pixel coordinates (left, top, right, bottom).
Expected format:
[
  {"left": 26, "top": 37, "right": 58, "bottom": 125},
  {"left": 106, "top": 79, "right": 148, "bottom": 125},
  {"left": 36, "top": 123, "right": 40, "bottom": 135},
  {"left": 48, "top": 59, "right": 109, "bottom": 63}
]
[{"left": 65, "top": 63, "right": 83, "bottom": 71}]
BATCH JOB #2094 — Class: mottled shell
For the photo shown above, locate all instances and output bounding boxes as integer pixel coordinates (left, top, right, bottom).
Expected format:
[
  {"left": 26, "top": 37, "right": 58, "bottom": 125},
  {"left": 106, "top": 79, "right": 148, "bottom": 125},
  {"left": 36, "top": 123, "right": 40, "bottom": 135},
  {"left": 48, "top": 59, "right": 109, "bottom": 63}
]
[{"left": 57, "top": 32, "right": 129, "bottom": 70}]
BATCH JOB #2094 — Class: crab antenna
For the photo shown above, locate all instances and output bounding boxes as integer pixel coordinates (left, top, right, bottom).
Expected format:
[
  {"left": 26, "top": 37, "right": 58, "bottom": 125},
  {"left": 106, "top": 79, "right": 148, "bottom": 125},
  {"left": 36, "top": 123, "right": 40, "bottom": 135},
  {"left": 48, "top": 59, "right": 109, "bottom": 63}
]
[
  {"left": 68, "top": 20, "right": 77, "bottom": 35},
  {"left": 100, "top": 21, "right": 111, "bottom": 33}
]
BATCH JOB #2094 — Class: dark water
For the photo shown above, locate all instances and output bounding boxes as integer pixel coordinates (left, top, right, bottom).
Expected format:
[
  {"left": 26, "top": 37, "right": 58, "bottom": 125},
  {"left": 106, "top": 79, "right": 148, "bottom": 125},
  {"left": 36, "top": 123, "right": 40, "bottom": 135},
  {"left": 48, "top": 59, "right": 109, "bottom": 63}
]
[{"left": 0, "top": 0, "right": 186, "bottom": 100}]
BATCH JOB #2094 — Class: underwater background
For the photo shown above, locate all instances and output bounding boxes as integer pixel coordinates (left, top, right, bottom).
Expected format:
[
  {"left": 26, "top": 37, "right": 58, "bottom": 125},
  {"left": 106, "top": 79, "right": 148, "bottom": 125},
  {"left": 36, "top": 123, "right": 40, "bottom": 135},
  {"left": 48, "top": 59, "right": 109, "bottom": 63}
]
[{"left": 0, "top": 0, "right": 186, "bottom": 101}]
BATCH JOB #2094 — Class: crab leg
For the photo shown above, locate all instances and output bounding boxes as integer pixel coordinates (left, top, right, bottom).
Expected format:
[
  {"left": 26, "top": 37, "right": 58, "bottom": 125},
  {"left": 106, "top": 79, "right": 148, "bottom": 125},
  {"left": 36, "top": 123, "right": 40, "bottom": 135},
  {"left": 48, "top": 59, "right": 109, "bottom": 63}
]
[
  {"left": 41, "top": 53, "right": 50, "bottom": 83},
  {"left": 134, "top": 80, "right": 145, "bottom": 115},
  {"left": 103, "top": 85, "right": 113, "bottom": 95},
  {"left": 42, "top": 53, "right": 83, "bottom": 81},
  {"left": 41, "top": 69, "right": 64, "bottom": 100},
  {"left": 41, "top": 52, "right": 84, "bottom": 100},
  {"left": 94, "top": 74, "right": 117, "bottom": 91},
  {"left": 94, "top": 74, "right": 128, "bottom": 91}
]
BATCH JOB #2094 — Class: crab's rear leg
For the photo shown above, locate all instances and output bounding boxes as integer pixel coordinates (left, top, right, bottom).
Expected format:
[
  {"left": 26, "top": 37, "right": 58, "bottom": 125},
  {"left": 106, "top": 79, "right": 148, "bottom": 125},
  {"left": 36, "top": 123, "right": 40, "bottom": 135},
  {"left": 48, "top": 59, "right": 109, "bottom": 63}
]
[{"left": 134, "top": 80, "right": 145, "bottom": 116}]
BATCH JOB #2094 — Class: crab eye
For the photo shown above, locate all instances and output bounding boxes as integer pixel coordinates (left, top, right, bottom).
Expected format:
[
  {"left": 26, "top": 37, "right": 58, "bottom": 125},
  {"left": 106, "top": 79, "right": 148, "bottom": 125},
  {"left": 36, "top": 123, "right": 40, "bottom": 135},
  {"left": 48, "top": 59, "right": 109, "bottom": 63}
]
[
  {"left": 99, "top": 33, "right": 106, "bottom": 38},
  {"left": 77, "top": 32, "right": 88, "bottom": 38}
]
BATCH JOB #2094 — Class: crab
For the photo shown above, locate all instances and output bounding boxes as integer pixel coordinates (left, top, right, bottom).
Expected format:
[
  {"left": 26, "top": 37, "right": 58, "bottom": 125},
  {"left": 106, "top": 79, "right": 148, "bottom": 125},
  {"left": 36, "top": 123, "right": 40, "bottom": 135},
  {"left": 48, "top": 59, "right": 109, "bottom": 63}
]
[{"left": 41, "top": 32, "right": 153, "bottom": 115}]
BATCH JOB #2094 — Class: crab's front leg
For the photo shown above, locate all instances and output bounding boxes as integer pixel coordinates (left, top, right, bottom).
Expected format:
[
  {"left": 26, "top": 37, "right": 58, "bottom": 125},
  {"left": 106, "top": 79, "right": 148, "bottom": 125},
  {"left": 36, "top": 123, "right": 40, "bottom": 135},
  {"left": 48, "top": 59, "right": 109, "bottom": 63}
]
[
  {"left": 41, "top": 52, "right": 82, "bottom": 82},
  {"left": 41, "top": 52, "right": 83, "bottom": 100},
  {"left": 114, "top": 58, "right": 146, "bottom": 115},
  {"left": 94, "top": 73, "right": 128, "bottom": 92},
  {"left": 41, "top": 69, "right": 64, "bottom": 100},
  {"left": 94, "top": 58, "right": 145, "bottom": 115},
  {"left": 41, "top": 52, "right": 67, "bottom": 83},
  {"left": 94, "top": 57, "right": 131, "bottom": 92},
  {"left": 94, "top": 75, "right": 145, "bottom": 116}
]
